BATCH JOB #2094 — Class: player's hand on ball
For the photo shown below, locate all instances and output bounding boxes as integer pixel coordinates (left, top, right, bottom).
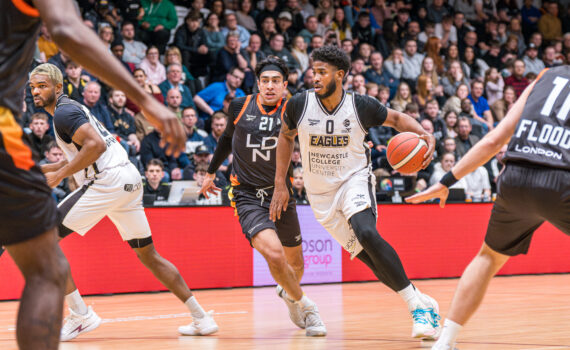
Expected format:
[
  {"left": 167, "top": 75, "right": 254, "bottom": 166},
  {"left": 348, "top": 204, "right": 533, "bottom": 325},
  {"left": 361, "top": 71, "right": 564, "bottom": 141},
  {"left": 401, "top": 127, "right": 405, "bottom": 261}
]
[
  {"left": 199, "top": 173, "right": 221, "bottom": 199},
  {"left": 419, "top": 133, "right": 436, "bottom": 169},
  {"left": 405, "top": 183, "right": 449, "bottom": 208},
  {"left": 140, "top": 99, "right": 185, "bottom": 157},
  {"left": 269, "top": 184, "right": 289, "bottom": 222}
]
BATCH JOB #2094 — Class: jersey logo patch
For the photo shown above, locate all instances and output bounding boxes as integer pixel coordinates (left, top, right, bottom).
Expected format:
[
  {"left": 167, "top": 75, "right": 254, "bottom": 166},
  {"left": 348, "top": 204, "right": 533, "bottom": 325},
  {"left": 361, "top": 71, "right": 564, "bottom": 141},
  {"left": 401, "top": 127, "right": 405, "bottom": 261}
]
[
  {"left": 309, "top": 134, "right": 350, "bottom": 147},
  {"left": 308, "top": 119, "right": 320, "bottom": 126},
  {"left": 246, "top": 114, "right": 257, "bottom": 121}
]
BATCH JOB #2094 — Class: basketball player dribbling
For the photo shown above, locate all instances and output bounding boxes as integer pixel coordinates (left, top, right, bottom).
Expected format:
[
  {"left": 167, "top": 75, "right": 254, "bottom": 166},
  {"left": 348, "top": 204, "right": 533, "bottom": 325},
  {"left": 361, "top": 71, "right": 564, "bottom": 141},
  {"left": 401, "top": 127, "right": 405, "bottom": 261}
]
[
  {"left": 0, "top": 0, "right": 184, "bottom": 348},
  {"left": 200, "top": 56, "right": 326, "bottom": 336},
  {"left": 407, "top": 67, "right": 570, "bottom": 350},
  {"left": 270, "top": 46, "right": 442, "bottom": 339}
]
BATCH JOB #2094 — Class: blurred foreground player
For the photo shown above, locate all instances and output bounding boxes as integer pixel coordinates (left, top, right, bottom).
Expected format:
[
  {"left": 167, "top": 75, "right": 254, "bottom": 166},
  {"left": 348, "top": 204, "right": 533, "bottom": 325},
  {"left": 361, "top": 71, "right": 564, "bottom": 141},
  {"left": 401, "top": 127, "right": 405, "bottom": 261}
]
[
  {"left": 30, "top": 63, "right": 218, "bottom": 341},
  {"left": 407, "top": 66, "right": 570, "bottom": 350},
  {"left": 200, "top": 56, "right": 326, "bottom": 336},
  {"left": 270, "top": 46, "right": 442, "bottom": 340}
]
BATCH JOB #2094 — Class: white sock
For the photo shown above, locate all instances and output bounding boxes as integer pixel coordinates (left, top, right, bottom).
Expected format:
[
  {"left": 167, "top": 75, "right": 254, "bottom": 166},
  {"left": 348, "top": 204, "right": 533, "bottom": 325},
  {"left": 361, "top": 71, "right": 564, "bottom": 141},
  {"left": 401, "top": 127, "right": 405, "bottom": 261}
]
[
  {"left": 397, "top": 283, "right": 421, "bottom": 310},
  {"left": 65, "top": 289, "right": 88, "bottom": 315},
  {"left": 435, "top": 319, "right": 463, "bottom": 348},
  {"left": 295, "top": 295, "right": 312, "bottom": 308},
  {"left": 185, "top": 296, "right": 206, "bottom": 319}
]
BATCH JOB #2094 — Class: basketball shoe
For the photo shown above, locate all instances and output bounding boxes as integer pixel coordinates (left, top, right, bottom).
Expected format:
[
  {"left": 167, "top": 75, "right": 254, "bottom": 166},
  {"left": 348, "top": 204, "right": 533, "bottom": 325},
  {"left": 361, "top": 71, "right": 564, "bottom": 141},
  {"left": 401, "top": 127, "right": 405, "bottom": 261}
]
[
  {"left": 178, "top": 310, "right": 219, "bottom": 336},
  {"left": 410, "top": 293, "right": 441, "bottom": 339},
  {"left": 431, "top": 343, "right": 458, "bottom": 350},
  {"left": 276, "top": 285, "right": 305, "bottom": 329},
  {"left": 301, "top": 300, "right": 327, "bottom": 336},
  {"left": 60, "top": 306, "right": 102, "bottom": 341}
]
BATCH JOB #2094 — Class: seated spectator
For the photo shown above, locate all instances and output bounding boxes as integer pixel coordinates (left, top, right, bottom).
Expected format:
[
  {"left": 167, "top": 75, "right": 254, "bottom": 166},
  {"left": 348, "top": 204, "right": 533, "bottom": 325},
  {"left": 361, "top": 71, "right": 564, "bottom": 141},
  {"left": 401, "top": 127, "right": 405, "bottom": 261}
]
[
  {"left": 351, "top": 74, "right": 366, "bottom": 95},
  {"left": 459, "top": 98, "right": 485, "bottom": 137},
  {"left": 255, "top": 16, "right": 277, "bottom": 50},
  {"left": 421, "top": 99, "right": 446, "bottom": 142},
  {"left": 443, "top": 110, "right": 458, "bottom": 138},
  {"left": 484, "top": 67, "right": 504, "bottom": 106},
  {"left": 420, "top": 56, "right": 445, "bottom": 100},
  {"left": 357, "top": 43, "right": 373, "bottom": 66},
  {"left": 402, "top": 39, "right": 424, "bottom": 88},
  {"left": 462, "top": 46, "right": 489, "bottom": 80},
  {"left": 442, "top": 83, "right": 472, "bottom": 116},
  {"left": 98, "top": 24, "right": 114, "bottom": 50},
  {"left": 468, "top": 80, "right": 494, "bottom": 131},
  {"left": 139, "top": 0, "right": 177, "bottom": 54},
  {"left": 27, "top": 112, "right": 53, "bottom": 157},
  {"left": 111, "top": 41, "right": 136, "bottom": 73},
  {"left": 163, "top": 47, "right": 195, "bottom": 90},
  {"left": 194, "top": 68, "right": 246, "bottom": 119},
  {"left": 165, "top": 88, "right": 183, "bottom": 119},
  {"left": 404, "top": 102, "right": 420, "bottom": 120},
  {"left": 435, "top": 15, "right": 457, "bottom": 48},
  {"left": 441, "top": 137, "right": 458, "bottom": 159},
  {"left": 129, "top": 69, "right": 163, "bottom": 140},
  {"left": 47, "top": 49, "right": 70, "bottom": 75},
  {"left": 291, "top": 142, "right": 302, "bottom": 169},
  {"left": 203, "top": 13, "right": 226, "bottom": 56},
  {"left": 377, "top": 85, "right": 390, "bottom": 106},
  {"left": 236, "top": 0, "right": 257, "bottom": 33},
  {"left": 491, "top": 85, "right": 516, "bottom": 124},
  {"left": 264, "top": 34, "right": 300, "bottom": 72},
  {"left": 107, "top": 89, "right": 140, "bottom": 152},
  {"left": 352, "top": 11, "right": 375, "bottom": 46},
  {"left": 63, "top": 61, "right": 88, "bottom": 102},
  {"left": 140, "top": 130, "right": 190, "bottom": 181},
  {"left": 418, "top": 21, "right": 436, "bottom": 48},
  {"left": 309, "top": 34, "right": 324, "bottom": 53},
  {"left": 441, "top": 60, "right": 469, "bottom": 98},
  {"left": 444, "top": 44, "right": 460, "bottom": 70},
  {"left": 38, "top": 141, "right": 70, "bottom": 203},
  {"left": 291, "top": 36, "right": 310, "bottom": 73},
  {"left": 454, "top": 117, "right": 480, "bottom": 159},
  {"left": 139, "top": 46, "right": 166, "bottom": 85},
  {"left": 121, "top": 21, "right": 147, "bottom": 67},
  {"left": 332, "top": 7, "right": 352, "bottom": 41},
  {"left": 182, "top": 146, "right": 228, "bottom": 194},
  {"left": 364, "top": 52, "right": 399, "bottom": 98},
  {"left": 292, "top": 168, "right": 309, "bottom": 204},
  {"left": 299, "top": 15, "right": 319, "bottom": 44},
  {"left": 82, "top": 81, "right": 115, "bottom": 133},
  {"left": 383, "top": 48, "right": 404, "bottom": 80},
  {"left": 212, "top": 33, "right": 249, "bottom": 82},
  {"left": 464, "top": 166, "right": 492, "bottom": 202},
  {"left": 174, "top": 12, "right": 210, "bottom": 79},
  {"left": 488, "top": 144, "right": 507, "bottom": 193},
  {"left": 429, "top": 152, "right": 467, "bottom": 192},
  {"left": 222, "top": 13, "right": 251, "bottom": 48},
  {"left": 481, "top": 40, "right": 503, "bottom": 69},
  {"left": 203, "top": 112, "right": 230, "bottom": 172},
  {"left": 143, "top": 159, "right": 171, "bottom": 202},
  {"left": 181, "top": 107, "right": 207, "bottom": 155},
  {"left": 424, "top": 37, "right": 445, "bottom": 75},
  {"left": 276, "top": 12, "right": 296, "bottom": 49},
  {"left": 412, "top": 75, "right": 434, "bottom": 113},
  {"left": 543, "top": 45, "right": 564, "bottom": 68},
  {"left": 390, "top": 82, "right": 412, "bottom": 112},
  {"left": 159, "top": 63, "right": 195, "bottom": 109},
  {"left": 192, "top": 163, "right": 228, "bottom": 205},
  {"left": 523, "top": 43, "right": 546, "bottom": 75}
]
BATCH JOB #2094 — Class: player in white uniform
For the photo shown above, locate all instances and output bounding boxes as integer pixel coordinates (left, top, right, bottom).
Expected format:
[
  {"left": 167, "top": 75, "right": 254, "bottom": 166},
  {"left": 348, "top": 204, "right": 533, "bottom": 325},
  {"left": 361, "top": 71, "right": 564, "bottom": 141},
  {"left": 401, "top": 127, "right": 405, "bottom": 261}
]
[
  {"left": 270, "top": 46, "right": 441, "bottom": 339},
  {"left": 29, "top": 63, "right": 218, "bottom": 341}
]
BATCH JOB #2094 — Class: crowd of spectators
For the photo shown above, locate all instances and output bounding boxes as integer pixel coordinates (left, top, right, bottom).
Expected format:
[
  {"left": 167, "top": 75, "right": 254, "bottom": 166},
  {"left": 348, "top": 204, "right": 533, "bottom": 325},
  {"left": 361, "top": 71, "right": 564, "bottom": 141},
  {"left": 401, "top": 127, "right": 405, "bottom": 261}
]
[{"left": 23, "top": 0, "right": 570, "bottom": 205}]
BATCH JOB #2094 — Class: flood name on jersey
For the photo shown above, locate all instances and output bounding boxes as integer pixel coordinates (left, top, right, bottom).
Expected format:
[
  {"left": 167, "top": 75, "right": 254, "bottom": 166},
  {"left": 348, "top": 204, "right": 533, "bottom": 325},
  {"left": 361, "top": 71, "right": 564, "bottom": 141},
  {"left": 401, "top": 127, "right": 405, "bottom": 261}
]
[{"left": 513, "top": 119, "right": 570, "bottom": 159}]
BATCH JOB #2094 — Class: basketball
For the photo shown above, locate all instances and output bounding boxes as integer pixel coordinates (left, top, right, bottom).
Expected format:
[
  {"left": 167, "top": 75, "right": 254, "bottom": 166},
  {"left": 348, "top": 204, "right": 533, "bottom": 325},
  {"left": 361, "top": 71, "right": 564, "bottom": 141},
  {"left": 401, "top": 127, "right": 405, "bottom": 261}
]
[{"left": 386, "top": 132, "right": 428, "bottom": 174}]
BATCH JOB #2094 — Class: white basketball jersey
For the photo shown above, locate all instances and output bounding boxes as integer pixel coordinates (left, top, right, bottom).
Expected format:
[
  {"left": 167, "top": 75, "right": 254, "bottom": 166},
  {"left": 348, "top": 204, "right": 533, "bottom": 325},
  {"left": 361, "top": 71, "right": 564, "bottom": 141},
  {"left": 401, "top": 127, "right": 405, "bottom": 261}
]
[
  {"left": 296, "top": 91, "right": 371, "bottom": 194},
  {"left": 54, "top": 99, "right": 130, "bottom": 186}
]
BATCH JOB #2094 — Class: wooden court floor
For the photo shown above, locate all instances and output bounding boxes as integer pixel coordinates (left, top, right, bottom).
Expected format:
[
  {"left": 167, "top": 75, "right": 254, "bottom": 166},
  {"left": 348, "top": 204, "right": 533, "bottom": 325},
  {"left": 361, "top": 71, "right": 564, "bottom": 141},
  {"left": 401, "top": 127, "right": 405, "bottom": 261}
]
[{"left": 1, "top": 275, "right": 569, "bottom": 350}]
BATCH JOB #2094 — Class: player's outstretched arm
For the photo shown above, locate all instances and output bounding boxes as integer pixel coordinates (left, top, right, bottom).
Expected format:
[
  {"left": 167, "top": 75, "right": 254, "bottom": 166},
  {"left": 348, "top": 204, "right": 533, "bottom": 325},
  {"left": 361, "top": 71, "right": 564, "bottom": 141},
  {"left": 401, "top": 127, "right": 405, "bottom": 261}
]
[
  {"left": 383, "top": 109, "right": 436, "bottom": 169},
  {"left": 40, "top": 159, "right": 68, "bottom": 174},
  {"left": 269, "top": 123, "right": 297, "bottom": 222},
  {"left": 405, "top": 81, "right": 536, "bottom": 206},
  {"left": 33, "top": 0, "right": 185, "bottom": 156}
]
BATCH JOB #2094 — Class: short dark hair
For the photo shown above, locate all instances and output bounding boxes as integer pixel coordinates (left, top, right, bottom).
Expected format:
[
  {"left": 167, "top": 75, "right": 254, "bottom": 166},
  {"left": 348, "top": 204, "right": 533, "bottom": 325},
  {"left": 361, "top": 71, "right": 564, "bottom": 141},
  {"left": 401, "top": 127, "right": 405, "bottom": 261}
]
[
  {"left": 311, "top": 46, "right": 350, "bottom": 75},
  {"left": 147, "top": 158, "right": 164, "bottom": 170},
  {"left": 255, "top": 56, "right": 289, "bottom": 80},
  {"left": 45, "top": 141, "right": 60, "bottom": 152}
]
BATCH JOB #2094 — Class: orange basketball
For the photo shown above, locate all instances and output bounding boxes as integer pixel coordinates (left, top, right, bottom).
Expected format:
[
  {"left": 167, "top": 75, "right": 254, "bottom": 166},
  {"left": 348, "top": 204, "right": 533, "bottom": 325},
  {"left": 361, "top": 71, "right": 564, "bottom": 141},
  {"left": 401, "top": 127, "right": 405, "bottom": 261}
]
[{"left": 386, "top": 132, "right": 428, "bottom": 174}]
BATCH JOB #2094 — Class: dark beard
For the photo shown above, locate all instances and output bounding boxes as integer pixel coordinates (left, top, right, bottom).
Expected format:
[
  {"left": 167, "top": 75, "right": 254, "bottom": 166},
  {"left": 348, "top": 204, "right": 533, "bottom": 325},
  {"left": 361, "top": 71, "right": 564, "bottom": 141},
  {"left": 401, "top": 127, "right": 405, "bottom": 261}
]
[
  {"left": 316, "top": 79, "right": 337, "bottom": 99},
  {"left": 34, "top": 91, "right": 56, "bottom": 108}
]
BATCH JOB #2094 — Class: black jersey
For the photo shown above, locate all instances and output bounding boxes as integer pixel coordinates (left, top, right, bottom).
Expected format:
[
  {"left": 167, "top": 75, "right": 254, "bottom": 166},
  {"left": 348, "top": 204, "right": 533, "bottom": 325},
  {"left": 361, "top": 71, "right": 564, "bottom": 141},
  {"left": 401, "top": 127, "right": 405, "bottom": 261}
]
[
  {"left": 208, "top": 94, "right": 285, "bottom": 188},
  {"left": 0, "top": 0, "right": 41, "bottom": 116},
  {"left": 504, "top": 66, "right": 570, "bottom": 170}
]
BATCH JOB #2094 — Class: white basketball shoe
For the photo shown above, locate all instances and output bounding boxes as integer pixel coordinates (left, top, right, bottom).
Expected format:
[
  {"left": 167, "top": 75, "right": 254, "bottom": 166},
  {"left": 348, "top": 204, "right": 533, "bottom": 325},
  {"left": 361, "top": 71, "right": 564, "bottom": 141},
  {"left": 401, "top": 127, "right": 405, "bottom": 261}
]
[
  {"left": 410, "top": 293, "right": 441, "bottom": 339},
  {"left": 178, "top": 310, "right": 219, "bottom": 336},
  {"left": 276, "top": 285, "right": 305, "bottom": 329},
  {"left": 431, "top": 342, "right": 458, "bottom": 350},
  {"left": 301, "top": 300, "right": 327, "bottom": 337},
  {"left": 60, "top": 306, "right": 102, "bottom": 341}
]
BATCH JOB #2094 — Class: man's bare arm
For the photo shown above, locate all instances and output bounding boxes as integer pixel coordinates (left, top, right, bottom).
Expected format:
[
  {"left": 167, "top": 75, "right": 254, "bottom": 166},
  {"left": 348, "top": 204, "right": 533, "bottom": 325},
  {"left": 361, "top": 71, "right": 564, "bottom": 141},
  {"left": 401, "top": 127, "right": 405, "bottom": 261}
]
[
  {"left": 269, "top": 122, "right": 297, "bottom": 222},
  {"left": 40, "top": 159, "right": 67, "bottom": 174}
]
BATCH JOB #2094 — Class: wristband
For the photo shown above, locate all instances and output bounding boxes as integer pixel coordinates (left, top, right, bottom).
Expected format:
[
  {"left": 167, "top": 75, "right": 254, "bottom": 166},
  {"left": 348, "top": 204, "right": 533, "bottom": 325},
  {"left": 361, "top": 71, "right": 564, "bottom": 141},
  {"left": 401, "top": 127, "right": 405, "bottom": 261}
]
[{"left": 440, "top": 171, "right": 459, "bottom": 188}]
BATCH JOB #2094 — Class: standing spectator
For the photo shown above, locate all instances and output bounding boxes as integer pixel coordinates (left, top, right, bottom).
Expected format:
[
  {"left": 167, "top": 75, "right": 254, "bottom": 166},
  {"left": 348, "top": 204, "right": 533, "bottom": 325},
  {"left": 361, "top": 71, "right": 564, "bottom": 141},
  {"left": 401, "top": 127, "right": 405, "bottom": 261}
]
[
  {"left": 143, "top": 159, "right": 171, "bottom": 202},
  {"left": 139, "top": 0, "right": 177, "bottom": 54},
  {"left": 299, "top": 16, "right": 319, "bottom": 44},
  {"left": 236, "top": 0, "right": 258, "bottom": 33},
  {"left": 454, "top": 117, "right": 480, "bottom": 158},
  {"left": 27, "top": 113, "right": 53, "bottom": 157},
  {"left": 402, "top": 39, "right": 424, "bottom": 88},
  {"left": 140, "top": 129, "right": 190, "bottom": 181},
  {"left": 441, "top": 60, "right": 470, "bottom": 98},
  {"left": 121, "top": 22, "right": 147, "bottom": 67},
  {"left": 82, "top": 81, "right": 115, "bottom": 133},
  {"left": 522, "top": 43, "right": 546, "bottom": 75},
  {"left": 504, "top": 59, "right": 530, "bottom": 97},
  {"left": 203, "top": 13, "right": 226, "bottom": 56},
  {"left": 484, "top": 67, "right": 504, "bottom": 106},
  {"left": 364, "top": 52, "right": 399, "bottom": 98},
  {"left": 181, "top": 107, "right": 206, "bottom": 155},
  {"left": 139, "top": 46, "right": 166, "bottom": 85},
  {"left": 521, "top": 0, "right": 541, "bottom": 39},
  {"left": 538, "top": 1, "right": 562, "bottom": 42},
  {"left": 194, "top": 68, "right": 246, "bottom": 119},
  {"left": 211, "top": 33, "right": 249, "bottom": 82},
  {"left": 490, "top": 85, "right": 516, "bottom": 123},
  {"left": 264, "top": 34, "right": 300, "bottom": 72},
  {"left": 291, "top": 36, "right": 310, "bottom": 73},
  {"left": 468, "top": 80, "right": 494, "bottom": 131},
  {"left": 158, "top": 63, "right": 195, "bottom": 109},
  {"left": 108, "top": 89, "right": 140, "bottom": 152},
  {"left": 165, "top": 88, "right": 183, "bottom": 119},
  {"left": 222, "top": 13, "right": 251, "bottom": 49},
  {"left": 63, "top": 61, "right": 88, "bottom": 102},
  {"left": 390, "top": 82, "right": 412, "bottom": 113},
  {"left": 174, "top": 12, "right": 210, "bottom": 79}
]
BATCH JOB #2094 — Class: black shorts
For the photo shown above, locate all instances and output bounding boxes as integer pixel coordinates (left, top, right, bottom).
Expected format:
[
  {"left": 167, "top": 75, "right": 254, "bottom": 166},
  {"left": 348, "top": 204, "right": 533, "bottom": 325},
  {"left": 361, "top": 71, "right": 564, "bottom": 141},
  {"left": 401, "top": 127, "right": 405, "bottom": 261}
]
[
  {"left": 485, "top": 162, "right": 570, "bottom": 256},
  {"left": 0, "top": 108, "right": 58, "bottom": 246},
  {"left": 232, "top": 185, "right": 302, "bottom": 247}
]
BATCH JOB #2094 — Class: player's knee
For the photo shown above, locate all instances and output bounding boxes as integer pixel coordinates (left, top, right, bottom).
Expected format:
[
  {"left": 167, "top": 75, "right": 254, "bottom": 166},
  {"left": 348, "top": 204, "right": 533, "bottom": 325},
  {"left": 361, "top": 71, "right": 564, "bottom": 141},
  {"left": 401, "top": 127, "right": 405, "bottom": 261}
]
[
  {"left": 350, "top": 209, "right": 379, "bottom": 243},
  {"left": 263, "top": 247, "right": 288, "bottom": 270}
]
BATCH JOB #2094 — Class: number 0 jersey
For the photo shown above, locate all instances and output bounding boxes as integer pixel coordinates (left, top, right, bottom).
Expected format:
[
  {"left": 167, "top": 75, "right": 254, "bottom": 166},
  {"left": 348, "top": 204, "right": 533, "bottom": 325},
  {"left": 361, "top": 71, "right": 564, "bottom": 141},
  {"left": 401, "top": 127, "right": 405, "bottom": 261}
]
[
  {"left": 504, "top": 66, "right": 570, "bottom": 170},
  {"left": 283, "top": 90, "right": 388, "bottom": 195},
  {"left": 54, "top": 95, "right": 130, "bottom": 186}
]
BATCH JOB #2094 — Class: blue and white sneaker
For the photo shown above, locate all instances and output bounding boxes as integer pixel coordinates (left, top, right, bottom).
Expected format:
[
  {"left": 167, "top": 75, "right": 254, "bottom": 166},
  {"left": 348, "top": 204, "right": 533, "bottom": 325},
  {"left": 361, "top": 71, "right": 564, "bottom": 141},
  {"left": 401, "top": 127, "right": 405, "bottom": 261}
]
[{"left": 411, "top": 293, "right": 441, "bottom": 339}]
